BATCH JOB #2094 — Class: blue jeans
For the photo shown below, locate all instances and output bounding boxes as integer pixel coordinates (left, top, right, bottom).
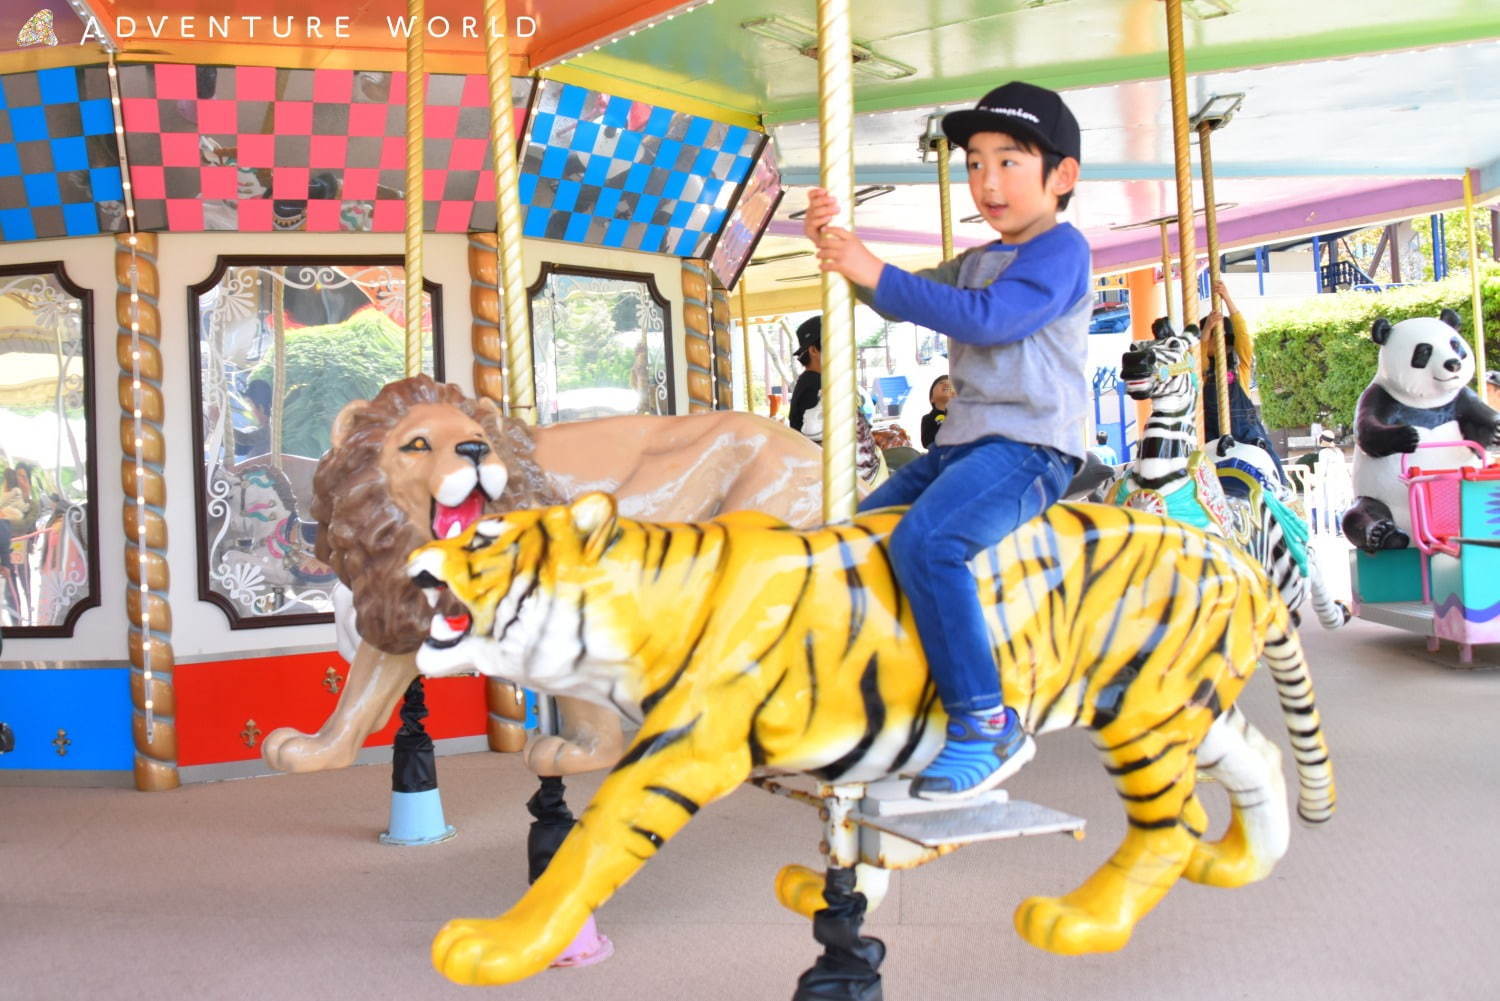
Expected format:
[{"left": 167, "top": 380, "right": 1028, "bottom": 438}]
[{"left": 859, "top": 436, "right": 1078, "bottom": 714}]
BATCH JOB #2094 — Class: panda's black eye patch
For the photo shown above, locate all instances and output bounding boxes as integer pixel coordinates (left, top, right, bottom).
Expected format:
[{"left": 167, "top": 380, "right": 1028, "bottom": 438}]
[
  {"left": 1411, "top": 344, "right": 1432, "bottom": 368},
  {"left": 1451, "top": 337, "right": 1468, "bottom": 360}
]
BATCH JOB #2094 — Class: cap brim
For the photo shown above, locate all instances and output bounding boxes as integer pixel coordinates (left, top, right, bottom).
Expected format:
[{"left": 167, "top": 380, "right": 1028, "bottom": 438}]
[{"left": 942, "top": 108, "right": 1055, "bottom": 156}]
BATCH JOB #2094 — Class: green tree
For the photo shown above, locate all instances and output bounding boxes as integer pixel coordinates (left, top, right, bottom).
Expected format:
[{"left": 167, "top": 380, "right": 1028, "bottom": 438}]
[
  {"left": 249, "top": 309, "right": 412, "bottom": 459},
  {"left": 1255, "top": 261, "right": 1500, "bottom": 432}
]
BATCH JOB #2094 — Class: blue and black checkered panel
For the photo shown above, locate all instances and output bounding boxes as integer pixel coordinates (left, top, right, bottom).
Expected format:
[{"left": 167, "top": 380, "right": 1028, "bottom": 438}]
[
  {"left": 518, "top": 80, "right": 762, "bottom": 258},
  {"left": 0, "top": 67, "right": 125, "bottom": 242}
]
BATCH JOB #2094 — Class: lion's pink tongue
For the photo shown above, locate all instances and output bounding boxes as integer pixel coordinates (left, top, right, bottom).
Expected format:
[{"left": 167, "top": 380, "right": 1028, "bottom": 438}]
[{"left": 433, "top": 488, "right": 486, "bottom": 540}]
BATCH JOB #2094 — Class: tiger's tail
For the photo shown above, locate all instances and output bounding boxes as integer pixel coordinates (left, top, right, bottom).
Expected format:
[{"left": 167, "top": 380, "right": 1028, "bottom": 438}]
[{"left": 1261, "top": 602, "right": 1336, "bottom": 823}]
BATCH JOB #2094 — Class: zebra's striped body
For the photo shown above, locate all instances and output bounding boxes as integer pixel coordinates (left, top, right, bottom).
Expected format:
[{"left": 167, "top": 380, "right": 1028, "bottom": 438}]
[{"left": 1102, "top": 321, "right": 1349, "bottom": 629}]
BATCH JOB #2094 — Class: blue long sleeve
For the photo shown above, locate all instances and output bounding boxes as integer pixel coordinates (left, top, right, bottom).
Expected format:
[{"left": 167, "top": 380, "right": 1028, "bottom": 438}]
[{"left": 871, "top": 226, "right": 1089, "bottom": 346}]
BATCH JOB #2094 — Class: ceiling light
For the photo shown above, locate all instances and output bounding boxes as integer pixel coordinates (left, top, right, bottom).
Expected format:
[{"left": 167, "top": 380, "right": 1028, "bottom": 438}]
[
  {"left": 1190, "top": 93, "right": 1245, "bottom": 132},
  {"left": 787, "top": 185, "right": 895, "bottom": 220},
  {"left": 1183, "top": 0, "right": 1238, "bottom": 19},
  {"left": 741, "top": 16, "right": 916, "bottom": 81},
  {"left": 1109, "top": 202, "right": 1238, "bottom": 231},
  {"left": 749, "top": 251, "right": 814, "bottom": 266}
]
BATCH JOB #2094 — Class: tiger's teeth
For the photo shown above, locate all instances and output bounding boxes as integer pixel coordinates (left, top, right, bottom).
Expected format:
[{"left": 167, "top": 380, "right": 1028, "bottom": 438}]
[
  {"left": 429, "top": 612, "right": 467, "bottom": 642},
  {"left": 445, "top": 521, "right": 464, "bottom": 539}
]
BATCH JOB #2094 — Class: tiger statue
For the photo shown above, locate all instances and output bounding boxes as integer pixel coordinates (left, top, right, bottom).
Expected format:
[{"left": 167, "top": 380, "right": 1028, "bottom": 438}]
[
  {"left": 407, "top": 492, "right": 1335, "bottom": 986},
  {"left": 1099, "top": 319, "right": 1350, "bottom": 629}
]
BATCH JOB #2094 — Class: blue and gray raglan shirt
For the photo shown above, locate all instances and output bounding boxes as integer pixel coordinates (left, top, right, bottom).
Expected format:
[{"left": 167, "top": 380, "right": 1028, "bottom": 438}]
[{"left": 858, "top": 222, "right": 1093, "bottom": 462}]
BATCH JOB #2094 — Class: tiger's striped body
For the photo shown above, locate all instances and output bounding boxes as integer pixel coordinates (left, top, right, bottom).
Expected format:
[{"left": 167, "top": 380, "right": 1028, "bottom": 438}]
[{"left": 409, "top": 494, "right": 1334, "bottom": 985}]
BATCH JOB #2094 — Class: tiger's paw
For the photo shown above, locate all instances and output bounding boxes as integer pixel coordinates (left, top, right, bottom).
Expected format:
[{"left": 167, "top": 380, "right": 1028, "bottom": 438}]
[
  {"left": 774, "top": 864, "right": 827, "bottom": 919},
  {"left": 432, "top": 917, "right": 549, "bottom": 986},
  {"left": 1014, "top": 895, "right": 1134, "bottom": 956}
]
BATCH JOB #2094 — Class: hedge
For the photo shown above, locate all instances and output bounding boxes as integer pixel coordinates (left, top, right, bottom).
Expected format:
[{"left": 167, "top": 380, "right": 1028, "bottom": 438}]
[{"left": 1253, "top": 261, "right": 1500, "bottom": 432}]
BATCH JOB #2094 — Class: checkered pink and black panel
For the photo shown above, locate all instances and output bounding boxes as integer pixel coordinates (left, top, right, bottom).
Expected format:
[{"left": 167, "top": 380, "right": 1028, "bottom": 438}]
[{"left": 117, "top": 64, "right": 532, "bottom": 234}]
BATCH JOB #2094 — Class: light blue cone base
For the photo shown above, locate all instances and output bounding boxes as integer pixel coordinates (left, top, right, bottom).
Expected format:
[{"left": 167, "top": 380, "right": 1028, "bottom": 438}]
[{"left": 379, "top": 788, "right": 457, "bottom": 846}]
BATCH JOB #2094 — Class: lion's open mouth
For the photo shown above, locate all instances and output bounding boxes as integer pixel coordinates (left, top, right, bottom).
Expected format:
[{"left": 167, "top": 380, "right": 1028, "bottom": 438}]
[{"left": 432, "top": 487, "right": 487, "bottom": 540}]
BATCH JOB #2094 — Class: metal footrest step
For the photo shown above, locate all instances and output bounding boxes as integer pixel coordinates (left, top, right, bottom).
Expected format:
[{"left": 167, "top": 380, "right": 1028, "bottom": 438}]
[{"left": 853, "top": 777, "right": 1084, "bottom": 848}]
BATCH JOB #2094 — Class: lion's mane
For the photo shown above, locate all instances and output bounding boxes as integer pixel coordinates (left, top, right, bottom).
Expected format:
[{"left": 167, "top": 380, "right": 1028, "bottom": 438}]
[{"left": 310, "top": 374, "right": 560, "bottom": 654}]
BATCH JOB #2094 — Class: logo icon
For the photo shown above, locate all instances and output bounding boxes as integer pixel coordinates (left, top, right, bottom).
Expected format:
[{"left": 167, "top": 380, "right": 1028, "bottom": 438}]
[{"left": 17, "top": 8, "right": 58, "bottom": 47}]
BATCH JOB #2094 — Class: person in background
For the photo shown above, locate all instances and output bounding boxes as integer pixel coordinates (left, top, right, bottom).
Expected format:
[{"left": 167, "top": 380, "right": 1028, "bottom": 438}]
[
  {"left": 786, "top": 315, "right": 884, "bottom": 484},
  {"left": 1200, "top": 280, "right": 1287, "bottom": 483},
  {"left": 235, "top": 379, "right": 273, "bottom": 461},
  {"left": 920, "top": 374, "right": 953, "bottom": 449},
  {"left": 1090, "top": 429, "right": 1118, "bottom": 466}
]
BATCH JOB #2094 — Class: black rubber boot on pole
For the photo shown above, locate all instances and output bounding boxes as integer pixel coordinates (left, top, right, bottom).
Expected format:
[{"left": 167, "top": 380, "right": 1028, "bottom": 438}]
[
  {"left": 392, "top": 677, "right": 437, "bottom": 794},
  {"left": 526, "top": 775, "right": 575, "bottom": 882},
  {"left": 791, "top": 866, "right": 885, "bottom": 1001}
]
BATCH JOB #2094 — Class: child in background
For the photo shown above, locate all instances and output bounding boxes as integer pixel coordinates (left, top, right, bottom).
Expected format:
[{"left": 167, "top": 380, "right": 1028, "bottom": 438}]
[
  {"left": 920, "top": 375, "right": 953, "bottom": 449},
  {"left": 803, "top": 81, "right": 1091, "bottom": 800}
]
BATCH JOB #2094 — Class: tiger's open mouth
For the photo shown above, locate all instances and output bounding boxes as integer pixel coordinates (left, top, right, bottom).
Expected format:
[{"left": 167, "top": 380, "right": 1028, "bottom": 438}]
[
  {"left": 431, "top": 487, "right": 486, "bottom": 541},
  {"left": 408, "top": 564, "right": 472, "bottom": 650}
]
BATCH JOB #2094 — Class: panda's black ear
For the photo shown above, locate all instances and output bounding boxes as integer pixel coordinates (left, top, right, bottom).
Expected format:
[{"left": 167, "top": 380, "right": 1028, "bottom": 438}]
[
  {"left": 1371, "top": 317, "right": 1392, "bottom": 345},
  {"left": 1439, "top": 308, "right": 1462, "bottom": 332},
  {"left": 1151, "top": 316, "right": 1174, "bottom": 340},
  {"left": 1216, "top": 435, "right": 1237, "bottom": 456}
]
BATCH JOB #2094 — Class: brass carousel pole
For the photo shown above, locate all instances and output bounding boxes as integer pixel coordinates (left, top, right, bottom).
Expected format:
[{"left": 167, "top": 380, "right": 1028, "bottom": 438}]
[
  {"left": 402, "top": 0, "right": 425, "bottom": 378},
  {"left": 479, "top": 0, "right": 532, "bottom": 750},
  {"left": 937, "top": 135, "right": 954, "bottom": 262},
  {"left": 1163, "top": 0, "right": 1202, "bottom": 441},
  {"left": 816, "top": 0, "right": 858, "bottom": 526},
  {"left": 1465, "top": 169, "right": 1488, "bottom": 392},
  {"left": 1197, "top": 119, "right": 1230, "bottom": 438},
  {"left": 792, "top": 0, "right": 882, "bottom": 997},
  {"left": 483, "top": 0, "right": 536, "bottom": 421},
  {"left": 1158, "top": 220, "right": 1175, "bottom": 327}
]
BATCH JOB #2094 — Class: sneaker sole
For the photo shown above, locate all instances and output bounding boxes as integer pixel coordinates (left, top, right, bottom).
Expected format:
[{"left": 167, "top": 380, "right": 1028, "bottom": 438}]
[{"left": 910, "top": 735, "right": 1036, "bottom": 803}]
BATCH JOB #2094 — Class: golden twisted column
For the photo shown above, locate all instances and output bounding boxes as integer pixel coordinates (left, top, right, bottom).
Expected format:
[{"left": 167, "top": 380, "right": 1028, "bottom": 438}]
[
  {"left": 1158, "top": 221, "right": 1174, "bottom": 325},
  {"left": 483, "top": 0, "right": 535, "bottom": 422},
  {"left": 117, "top": 233, "right": 178, "bottom": 792},
  {"left": 711, "top": 283, "right": 734, "bottom": 410},
  {"left": 739, "top": 280, "right": 754, "bottom": 412},
  {"left": 467, "top": 232, "right": 507, "bottom": 403},
  {"left": 270, "top": 272, "right": 286, "bottom": 469},
  {"left": 1164, "top": 0, "right": 1201, "bottom": 442},
  {"left": 816, "top": 0, "right": 858, "bottom": 524},
  {"left": 681, "top": 260, "right": 716, "bottom": 413},
  {"left": 1465, "top": 169, "right": 1487, "bottom": 390},
  {"left": 465, "top": 233, "right": 526, "bottom": 751},
  {"left": 403, "top": 0, "right": 425, "bottom": 378},
  {"left": 1197, "top": 121, "right": 1230, "bottom": 438},
  {"left": 937, "top": 136, "right": 954, "bottom": 262}
]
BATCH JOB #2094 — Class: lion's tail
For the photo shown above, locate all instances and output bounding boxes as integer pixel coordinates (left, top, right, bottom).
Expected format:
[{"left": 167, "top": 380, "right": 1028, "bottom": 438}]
[{"left": 1261, "top": 601, "right": 1336, "bottom": 824}]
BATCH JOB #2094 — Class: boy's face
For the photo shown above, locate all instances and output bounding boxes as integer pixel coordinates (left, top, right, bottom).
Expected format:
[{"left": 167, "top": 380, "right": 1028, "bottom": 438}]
[{"left": 964, "top": 131, "right": 1077, "bottom": 243}]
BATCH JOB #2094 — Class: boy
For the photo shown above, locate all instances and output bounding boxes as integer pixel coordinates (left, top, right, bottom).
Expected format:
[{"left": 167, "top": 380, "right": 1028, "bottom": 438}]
[{"left": 803, "top": 81, "right": 1091, "bottom": 800}]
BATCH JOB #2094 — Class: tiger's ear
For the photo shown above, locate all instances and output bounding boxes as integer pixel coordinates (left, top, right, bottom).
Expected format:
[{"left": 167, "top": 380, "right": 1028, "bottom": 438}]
[
  {"left": 569, "top": 492, "right": 618, "bottom": 562},
  {"left": 330, "top": 399, "right": 368, "bottom": 450}
]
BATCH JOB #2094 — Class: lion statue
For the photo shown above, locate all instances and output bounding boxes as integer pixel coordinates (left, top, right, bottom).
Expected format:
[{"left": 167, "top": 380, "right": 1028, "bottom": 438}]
[{"left": 261, "top": 374, "right": 825, "bottom": 778}]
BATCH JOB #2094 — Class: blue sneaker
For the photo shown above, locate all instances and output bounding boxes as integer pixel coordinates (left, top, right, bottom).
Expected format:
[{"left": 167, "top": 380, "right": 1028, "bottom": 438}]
[{"left": 909, "top": 707, "right": 1035, "bottom": 802}]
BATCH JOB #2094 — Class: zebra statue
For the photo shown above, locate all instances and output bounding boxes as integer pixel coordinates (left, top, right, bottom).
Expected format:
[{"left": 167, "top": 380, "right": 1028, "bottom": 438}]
[{"left": 1096, "top": 319, "right": 1350, "bottom": 629}]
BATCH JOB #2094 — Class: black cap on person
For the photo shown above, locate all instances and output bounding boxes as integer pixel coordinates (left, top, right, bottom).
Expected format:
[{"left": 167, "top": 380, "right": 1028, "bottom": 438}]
[{"left": 942, "top": 81, "right": 1081, "bottom": 163}]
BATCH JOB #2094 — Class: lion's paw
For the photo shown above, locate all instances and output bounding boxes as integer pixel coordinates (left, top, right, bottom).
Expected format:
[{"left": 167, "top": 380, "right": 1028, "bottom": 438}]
[
  {"left": 1014, "top": 895, "right": 1134, "bottom": 956},
  {"left": 432, "top": 917, "right": 549, "bottom": 986},
  {"left": 260, "top": 727, "right": 359, "bottom": 773}
]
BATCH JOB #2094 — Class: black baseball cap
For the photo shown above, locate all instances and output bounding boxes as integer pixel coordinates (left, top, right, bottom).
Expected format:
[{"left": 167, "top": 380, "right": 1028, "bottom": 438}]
[
  {"left": 795, "top": 316, "right": 821, "bottom": 362},
  {"left": 942, "top": 82, "right": 1081, "bottom": 163}
]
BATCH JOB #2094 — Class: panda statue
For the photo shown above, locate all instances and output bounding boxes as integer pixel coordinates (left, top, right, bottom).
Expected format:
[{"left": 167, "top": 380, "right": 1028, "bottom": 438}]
[{"left": 1342, "top": 309, "right": 1500, "bottom": 553}]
